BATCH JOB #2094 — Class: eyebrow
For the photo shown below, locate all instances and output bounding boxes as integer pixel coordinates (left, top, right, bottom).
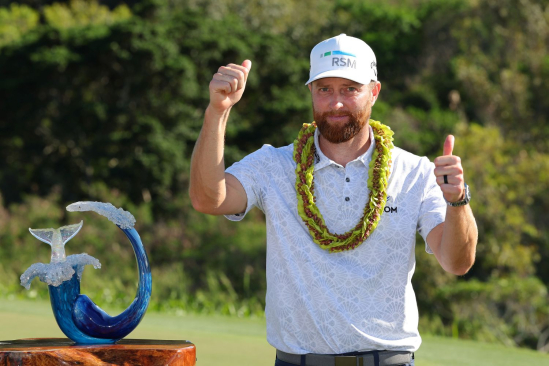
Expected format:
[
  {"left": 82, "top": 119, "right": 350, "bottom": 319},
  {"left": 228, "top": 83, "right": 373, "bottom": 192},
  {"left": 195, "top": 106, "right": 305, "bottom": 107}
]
[{"left": 315, "top": 81, "right": 362, "bottom": 88}]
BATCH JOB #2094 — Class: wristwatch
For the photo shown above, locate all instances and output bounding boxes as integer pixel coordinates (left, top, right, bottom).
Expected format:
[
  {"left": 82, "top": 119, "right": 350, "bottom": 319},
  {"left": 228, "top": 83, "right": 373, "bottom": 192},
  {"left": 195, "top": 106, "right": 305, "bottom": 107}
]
[{"left": 445, "top": 183, "right": 471, "bottom": 207}]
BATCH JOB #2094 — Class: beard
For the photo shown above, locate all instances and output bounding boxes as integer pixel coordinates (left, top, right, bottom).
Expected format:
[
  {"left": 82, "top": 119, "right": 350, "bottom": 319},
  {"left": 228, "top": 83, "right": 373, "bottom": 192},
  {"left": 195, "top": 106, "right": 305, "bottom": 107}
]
[{"left": 313, "top": 105, "right": 371, "bottom": 144}]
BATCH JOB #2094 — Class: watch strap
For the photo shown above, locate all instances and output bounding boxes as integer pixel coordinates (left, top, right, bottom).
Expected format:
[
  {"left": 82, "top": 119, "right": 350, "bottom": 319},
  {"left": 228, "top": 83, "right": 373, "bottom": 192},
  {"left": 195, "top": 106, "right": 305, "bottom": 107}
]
[{"left": 445, "top": 183, "right": 470, "bottom": 207}]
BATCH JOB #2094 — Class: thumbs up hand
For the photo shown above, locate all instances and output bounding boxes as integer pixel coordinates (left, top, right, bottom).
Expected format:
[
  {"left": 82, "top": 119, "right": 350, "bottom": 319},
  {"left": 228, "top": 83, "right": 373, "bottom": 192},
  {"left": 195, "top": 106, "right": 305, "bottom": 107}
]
[
  {"left": 209, "top": 60, "right": 252, "bottom": 114},
  {"left": 434, "top": 135, "right": 465, "bottom": 204}
]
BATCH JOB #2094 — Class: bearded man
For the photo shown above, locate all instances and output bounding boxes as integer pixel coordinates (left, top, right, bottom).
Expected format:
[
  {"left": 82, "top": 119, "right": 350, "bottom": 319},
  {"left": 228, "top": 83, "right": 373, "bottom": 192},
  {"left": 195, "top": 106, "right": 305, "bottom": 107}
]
[{"left": 190, "top": 34, "right": 478, "bottom": 366}]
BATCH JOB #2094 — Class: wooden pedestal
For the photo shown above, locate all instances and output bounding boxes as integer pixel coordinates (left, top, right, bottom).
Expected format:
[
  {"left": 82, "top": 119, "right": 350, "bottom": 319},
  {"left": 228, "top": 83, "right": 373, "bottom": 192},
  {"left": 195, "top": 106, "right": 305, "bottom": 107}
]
[{"left": 0, "top": 338, "right": 196, "bottom": 366}]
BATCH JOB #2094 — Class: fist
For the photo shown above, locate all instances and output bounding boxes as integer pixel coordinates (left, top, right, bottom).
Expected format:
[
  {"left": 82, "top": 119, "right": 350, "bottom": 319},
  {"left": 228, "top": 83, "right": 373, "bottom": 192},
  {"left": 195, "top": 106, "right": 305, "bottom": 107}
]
[
  {"left": 209, "top": 60, "right": 252, "bottom": 113},
  {"left": 433, "top": 135, "right": 465, "bottom": 203}
]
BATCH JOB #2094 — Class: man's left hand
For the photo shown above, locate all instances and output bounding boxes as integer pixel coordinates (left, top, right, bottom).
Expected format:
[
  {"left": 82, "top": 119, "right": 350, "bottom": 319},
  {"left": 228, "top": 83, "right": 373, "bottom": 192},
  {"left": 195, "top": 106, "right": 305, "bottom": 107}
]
[{"left": 433, "top": 135, "right": 465, "bottom": 204}]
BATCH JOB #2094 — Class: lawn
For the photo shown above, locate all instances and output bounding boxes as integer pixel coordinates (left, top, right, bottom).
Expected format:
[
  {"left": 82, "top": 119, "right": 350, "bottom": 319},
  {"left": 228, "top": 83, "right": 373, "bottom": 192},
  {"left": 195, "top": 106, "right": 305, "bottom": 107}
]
[{"left": 1, "top": 298, "right": 548, "bottom": 365}]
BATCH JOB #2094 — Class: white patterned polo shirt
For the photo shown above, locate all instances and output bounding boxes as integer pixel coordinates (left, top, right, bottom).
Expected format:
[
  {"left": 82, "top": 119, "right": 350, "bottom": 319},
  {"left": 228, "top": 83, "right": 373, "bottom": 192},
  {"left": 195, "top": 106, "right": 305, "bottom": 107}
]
[{"left": 225, "top": 126, "right": 446, "bottom": 354}]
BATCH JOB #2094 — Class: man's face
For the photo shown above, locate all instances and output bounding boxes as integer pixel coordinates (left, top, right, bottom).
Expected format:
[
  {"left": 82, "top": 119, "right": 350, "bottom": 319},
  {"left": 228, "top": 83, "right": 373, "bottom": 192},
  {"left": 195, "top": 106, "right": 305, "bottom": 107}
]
[{"left": 309, "top": 77, "right": 379, "bottom": 143}]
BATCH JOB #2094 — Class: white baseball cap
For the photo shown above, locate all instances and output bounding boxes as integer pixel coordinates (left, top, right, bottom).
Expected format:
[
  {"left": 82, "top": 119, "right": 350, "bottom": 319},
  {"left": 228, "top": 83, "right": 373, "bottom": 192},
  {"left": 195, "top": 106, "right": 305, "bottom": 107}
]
[{"left": 305, "top": 34, "right": 377, "bottom": 85}]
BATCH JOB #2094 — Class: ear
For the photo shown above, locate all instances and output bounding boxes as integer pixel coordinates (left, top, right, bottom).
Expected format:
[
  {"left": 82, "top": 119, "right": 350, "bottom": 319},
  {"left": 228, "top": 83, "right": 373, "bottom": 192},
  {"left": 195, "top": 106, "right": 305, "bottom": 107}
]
[
  {"left": 308, "top": 83, "right": 312, "bottom": 92},
  {"left": 371, "top": 81, "right": 381, "bottom": 105}
]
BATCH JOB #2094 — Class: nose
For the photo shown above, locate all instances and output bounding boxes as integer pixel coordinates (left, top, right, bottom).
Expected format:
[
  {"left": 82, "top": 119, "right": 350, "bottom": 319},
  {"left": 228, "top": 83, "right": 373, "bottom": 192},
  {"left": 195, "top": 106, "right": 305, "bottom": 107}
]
[{"left": 329, "top": 93, "right": 345, "bottom": 110}]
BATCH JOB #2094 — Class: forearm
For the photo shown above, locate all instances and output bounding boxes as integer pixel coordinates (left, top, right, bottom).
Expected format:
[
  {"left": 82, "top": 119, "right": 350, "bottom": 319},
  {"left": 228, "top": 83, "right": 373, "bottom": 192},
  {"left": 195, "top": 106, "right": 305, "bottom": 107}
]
[
  {"left": 189, "top": 106, "right": 231, "bottom": 212},
  {"left": 190, "top": 59, "right": 251, "bottom": 214},
  {"left": 439, "top": 205, "right": 478, "bottom": 275}
]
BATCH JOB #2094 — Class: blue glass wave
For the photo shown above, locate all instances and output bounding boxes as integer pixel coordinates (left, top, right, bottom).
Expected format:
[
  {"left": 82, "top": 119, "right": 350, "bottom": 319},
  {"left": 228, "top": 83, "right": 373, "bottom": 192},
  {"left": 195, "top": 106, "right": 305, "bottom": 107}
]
[{"left": 48, "top": 227, "right": 151, "bottom": 344}]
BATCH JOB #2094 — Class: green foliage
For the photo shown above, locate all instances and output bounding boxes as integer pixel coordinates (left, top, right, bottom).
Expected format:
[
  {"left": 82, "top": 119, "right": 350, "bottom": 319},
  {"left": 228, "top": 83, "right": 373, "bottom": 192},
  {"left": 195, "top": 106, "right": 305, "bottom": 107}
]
[
  {"left": 457, "top": 123, "right": 549, "bottom": 277},
  {"left": 450, "top": 0, "right": 549, "bottom": 147},
  {"left": 44, "top": 0, "right": 132, "bottom": 30},
  {"left": 439, "top": 276, "right": 549, "bottom": 349},
  {"left": 0, "top": 3, "right": 39, "bottom": 47}
]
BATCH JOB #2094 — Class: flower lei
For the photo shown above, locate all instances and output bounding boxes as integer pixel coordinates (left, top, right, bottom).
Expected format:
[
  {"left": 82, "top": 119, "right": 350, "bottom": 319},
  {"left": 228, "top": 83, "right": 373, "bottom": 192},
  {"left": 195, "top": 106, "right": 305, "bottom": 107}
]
[{"left": 293, "top": 120, "right": 394, "bottom": 253}]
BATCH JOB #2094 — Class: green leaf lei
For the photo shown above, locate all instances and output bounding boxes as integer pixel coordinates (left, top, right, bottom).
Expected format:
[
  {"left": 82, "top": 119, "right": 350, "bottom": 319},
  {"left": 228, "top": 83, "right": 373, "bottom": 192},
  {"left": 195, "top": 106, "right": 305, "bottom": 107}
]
[{"left": 293, "top": 119, "right": 394, "bottom": 253}]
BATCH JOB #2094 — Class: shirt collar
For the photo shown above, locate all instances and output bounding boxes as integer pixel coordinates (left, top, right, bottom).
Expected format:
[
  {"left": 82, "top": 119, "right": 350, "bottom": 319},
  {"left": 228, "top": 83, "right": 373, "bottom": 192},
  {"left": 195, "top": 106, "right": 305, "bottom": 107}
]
[{"left": 313, "top": 125, "right": 376, "bottom": 172}]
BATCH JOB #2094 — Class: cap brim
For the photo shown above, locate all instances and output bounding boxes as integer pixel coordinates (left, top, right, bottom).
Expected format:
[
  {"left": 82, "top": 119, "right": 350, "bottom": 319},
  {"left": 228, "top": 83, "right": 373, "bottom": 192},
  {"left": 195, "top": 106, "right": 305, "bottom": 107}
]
[{"left": 305, "top": 69, "right": 377, "bottom": 85}]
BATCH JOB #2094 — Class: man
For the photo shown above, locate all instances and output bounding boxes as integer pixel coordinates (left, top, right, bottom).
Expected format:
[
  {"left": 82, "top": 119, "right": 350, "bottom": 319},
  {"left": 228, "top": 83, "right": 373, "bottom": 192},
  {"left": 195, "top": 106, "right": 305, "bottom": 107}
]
[{"left": 190, "top": 34, "right": 477, "bottom": 366}]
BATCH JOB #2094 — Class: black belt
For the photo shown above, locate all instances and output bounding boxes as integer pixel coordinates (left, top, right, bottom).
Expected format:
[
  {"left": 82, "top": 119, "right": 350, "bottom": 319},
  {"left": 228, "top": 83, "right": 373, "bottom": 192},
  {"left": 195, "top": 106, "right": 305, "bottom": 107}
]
[{"left": 276, "top": 349, "right": 414, "bottom": 366}]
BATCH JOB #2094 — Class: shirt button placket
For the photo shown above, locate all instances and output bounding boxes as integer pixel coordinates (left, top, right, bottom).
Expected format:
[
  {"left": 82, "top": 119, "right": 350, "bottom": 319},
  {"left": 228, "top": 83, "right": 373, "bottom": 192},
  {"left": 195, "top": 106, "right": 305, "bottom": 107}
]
[{"left": 344, "top": 169, "right": 351, "bottom": 202}]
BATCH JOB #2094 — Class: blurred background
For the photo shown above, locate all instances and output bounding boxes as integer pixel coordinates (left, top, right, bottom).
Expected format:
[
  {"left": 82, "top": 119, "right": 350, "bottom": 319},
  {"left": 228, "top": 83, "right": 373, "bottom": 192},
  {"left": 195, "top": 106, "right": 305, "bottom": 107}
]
[{"left": 0, "top": 0, "right": 548, "bottom": 356}]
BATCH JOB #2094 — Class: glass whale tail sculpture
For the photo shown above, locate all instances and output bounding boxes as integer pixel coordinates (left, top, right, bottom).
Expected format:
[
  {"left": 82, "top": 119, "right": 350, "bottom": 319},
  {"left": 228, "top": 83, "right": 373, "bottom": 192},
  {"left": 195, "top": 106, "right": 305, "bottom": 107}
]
[{"left": 20, "top": 201, "right": 151, "bottom": 344}]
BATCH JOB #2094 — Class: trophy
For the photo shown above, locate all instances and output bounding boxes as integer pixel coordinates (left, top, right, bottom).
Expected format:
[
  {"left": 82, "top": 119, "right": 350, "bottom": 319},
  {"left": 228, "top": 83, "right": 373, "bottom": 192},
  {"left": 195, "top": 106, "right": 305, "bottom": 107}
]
[{"left": 19, "top": 201, "right": 151, "bottom": 344}]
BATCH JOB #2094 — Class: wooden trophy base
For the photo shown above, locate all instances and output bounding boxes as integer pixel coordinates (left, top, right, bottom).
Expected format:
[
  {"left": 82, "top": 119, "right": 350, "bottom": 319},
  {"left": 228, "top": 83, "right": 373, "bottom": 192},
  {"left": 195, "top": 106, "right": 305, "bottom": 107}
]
[{"left": 0, "top": 338, "right": 196, "bottom": 365}]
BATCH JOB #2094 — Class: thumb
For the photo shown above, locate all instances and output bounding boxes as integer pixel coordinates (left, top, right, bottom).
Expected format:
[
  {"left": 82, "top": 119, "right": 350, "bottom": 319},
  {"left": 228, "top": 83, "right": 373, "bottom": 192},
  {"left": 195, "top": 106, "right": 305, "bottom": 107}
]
[
  {"left": 242, "top": 59, "right": 252, "bottom": 71},
  {"left": 443, "top": 135, "right": 455, "bottom": 156}
]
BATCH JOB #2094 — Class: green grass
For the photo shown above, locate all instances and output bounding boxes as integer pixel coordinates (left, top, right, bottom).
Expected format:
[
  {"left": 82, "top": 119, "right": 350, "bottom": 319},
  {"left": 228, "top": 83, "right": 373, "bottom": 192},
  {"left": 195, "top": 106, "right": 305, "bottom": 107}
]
[{"left": 1, "top": 298, "right": 548, "bottom": 365}]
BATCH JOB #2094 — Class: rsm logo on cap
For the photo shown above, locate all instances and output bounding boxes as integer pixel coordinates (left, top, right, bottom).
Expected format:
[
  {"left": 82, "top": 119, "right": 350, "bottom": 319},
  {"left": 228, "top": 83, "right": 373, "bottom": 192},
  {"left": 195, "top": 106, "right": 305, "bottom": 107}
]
[
  {"left": 331, "top": 57, "right": 356, "bottom": 68},
  {"left": 320, "top": 50, "right": 357, "bottom": 69}
]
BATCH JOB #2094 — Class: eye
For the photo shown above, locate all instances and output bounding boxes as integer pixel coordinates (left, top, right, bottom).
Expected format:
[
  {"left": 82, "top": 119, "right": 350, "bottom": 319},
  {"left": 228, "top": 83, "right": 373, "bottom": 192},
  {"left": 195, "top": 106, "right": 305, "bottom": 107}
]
[
  {"left": 347, "top": 87, "right": 357, "bottom": 92},
  {"left": 319, "top": 87, "right": 330, "bottom": 92}
]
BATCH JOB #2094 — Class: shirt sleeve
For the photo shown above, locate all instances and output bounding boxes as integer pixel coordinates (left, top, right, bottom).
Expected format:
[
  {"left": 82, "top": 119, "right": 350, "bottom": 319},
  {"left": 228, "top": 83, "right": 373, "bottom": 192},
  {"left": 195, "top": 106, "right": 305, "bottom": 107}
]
[
  {"left": 224, "top": 144, "right": 272, "bottom": 222},
  {"left": 417, "top": 158, "right": 446, "bottom": 254}
]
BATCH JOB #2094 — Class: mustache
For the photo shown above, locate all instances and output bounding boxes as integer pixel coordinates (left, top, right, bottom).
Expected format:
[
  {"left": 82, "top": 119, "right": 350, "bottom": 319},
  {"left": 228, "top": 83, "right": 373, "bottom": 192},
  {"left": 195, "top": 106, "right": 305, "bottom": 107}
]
[{"left": 317, "top": 110, "right": 353, "bottom": 118}]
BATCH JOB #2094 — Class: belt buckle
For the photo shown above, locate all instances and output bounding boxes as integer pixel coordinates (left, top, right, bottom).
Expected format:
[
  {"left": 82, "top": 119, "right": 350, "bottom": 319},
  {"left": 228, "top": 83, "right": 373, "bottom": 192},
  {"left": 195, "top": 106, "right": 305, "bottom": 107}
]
[{"left": 334, "top": 356, "right": 360, "bottom": 366}]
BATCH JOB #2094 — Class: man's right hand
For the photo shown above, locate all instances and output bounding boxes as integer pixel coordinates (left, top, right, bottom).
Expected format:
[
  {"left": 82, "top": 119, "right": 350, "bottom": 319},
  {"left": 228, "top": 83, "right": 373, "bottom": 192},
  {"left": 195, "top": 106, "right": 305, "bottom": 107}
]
[{"left": 209, "top": 60, "right": 252, "bottom": 113}]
